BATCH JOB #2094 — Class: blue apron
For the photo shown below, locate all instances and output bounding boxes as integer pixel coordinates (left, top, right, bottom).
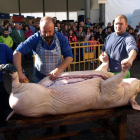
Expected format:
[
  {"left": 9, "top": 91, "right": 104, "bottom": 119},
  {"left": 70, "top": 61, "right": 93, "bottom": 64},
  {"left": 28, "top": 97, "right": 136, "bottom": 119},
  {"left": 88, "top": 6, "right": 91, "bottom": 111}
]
[{"left": 33, "top": 34, "right": 62, "bottom": 83}]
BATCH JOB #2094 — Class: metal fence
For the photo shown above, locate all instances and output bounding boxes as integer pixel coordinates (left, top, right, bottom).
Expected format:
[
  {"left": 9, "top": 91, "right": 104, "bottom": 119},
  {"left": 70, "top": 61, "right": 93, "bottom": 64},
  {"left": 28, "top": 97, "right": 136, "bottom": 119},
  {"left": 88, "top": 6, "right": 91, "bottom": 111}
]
[{"left": 64, "top": 41, "right": 104, "bottom": 72}]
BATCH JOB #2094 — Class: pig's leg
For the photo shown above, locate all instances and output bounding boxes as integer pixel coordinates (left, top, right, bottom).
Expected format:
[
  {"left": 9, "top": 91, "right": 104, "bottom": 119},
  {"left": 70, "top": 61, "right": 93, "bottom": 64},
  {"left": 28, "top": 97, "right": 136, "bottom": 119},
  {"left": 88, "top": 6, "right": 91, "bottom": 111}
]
[
  {"left": 10, "top": 72, "right": 21, "bottom": 92},
  {"left": 101, "top": 69, "right": 127, "bottom": 94}
]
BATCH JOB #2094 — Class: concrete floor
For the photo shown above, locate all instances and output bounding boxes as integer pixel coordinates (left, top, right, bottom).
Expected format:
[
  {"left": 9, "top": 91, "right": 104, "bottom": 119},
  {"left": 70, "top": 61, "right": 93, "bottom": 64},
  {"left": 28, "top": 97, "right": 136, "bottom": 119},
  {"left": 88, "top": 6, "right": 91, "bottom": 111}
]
[{"left": 1, "top": 59, "right": 140, "bottom": 140}]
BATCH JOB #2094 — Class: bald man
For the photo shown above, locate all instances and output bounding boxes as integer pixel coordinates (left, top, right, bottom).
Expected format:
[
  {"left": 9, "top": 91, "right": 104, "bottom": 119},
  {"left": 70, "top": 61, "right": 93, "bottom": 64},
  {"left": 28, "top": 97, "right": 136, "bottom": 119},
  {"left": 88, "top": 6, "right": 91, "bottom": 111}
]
[
  {"left": 100, "top": 15, "right": 138, "bottom": 78},
  {"left": 13, "top": 16, "right": 73, "bottom": 83}
]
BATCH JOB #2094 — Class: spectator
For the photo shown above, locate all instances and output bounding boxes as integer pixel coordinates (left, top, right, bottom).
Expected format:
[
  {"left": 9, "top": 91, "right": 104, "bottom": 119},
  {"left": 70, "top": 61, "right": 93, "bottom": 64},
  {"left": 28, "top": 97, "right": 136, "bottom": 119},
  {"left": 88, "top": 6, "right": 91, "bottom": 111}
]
[
  {"left": 24, "top": 25, "right": 32, "bottom": 39},
  {"left": 35, "top": 22, "right": 40, "bottom": 33},
  {"left": 11, "top": 23, "right": 25, "bottom": 50},
  {"left": 76, "top": 26, "right": 86, "bottom": 42},
  {"left": 24, "top": 25, "right": 33, "bottom": 60},
  {"left": 0, "top": 29, "right": 13, "bottom": 48},
  {"left": 74, "top": 22, "right": 78, "bottom": 29},
  {"left": 134, "top": 29, "right": 139, "bottom": 46},
  {"left": 28, "top": 19, "right": 35, "bottom": 34},
  {"left": 95, "top": 27, "right": 107, "bottom": 44},
  {"left": 106, "top": 27, "right": 112, "bottom": 35},
  {"left": 93, "top": 27, "right": 97, "bottom": 36},
  {"left": 107, "top": 22, "right": 112, "bottom": 28},
  {"left": 126, "top": 25, "right": 131, "bottom": 32},
  {"left": 90, "top": 24, "right": 94, "bottom": 33},
  {"left": 136, "top": 25, "right": 139, "bottom": 30},
  {"left": 100, "top": 15, "right": 138, "bottom": 78},
  {"left": 66, "top": 29, "right": 77, "bottom": 43},
  {"left": 53, "top": 17, "right": 57, "bottom": 27},
  {"left": 72, "top": 25, "right": 78, "bottom": 35},
  {"left": 89, "top": 35, "right": 98, "bottom": 62},
  {"left": 80, "top": 21, "right": 87, "bottom": 32},
  {"left": 86, "top": 18, "right": 92, "bottom": 27},
  {"left": 62, "top": 24, "right": 69, "bottom": 36},
  {"left": 68, "top": 24, "right": 72, "bottom": 30},
  {"left": 56, "top": 22, "right": 62, "bottom": 33},
  {"left": 8, "top": 21, "right": 15, "bottom": 35},
  {"left": 101, "top": 22, "right": 106, "bottom": 31},
  {"left": 0, "top": 20, "right": 9, "bottom": 36},
  {"left": 19, "top": 23, "right": 23, "bottom": 30},
  {"left": 86, "top": 27, "right": 92, "bottom": 41},
  {"left": 128, "top": 28, "right": 135, "bottom": 39}
]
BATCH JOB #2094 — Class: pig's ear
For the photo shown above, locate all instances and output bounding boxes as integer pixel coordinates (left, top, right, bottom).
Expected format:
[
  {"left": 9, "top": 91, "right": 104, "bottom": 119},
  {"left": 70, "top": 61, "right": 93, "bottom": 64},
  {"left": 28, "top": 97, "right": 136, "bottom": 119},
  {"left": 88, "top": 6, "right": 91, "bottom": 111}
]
[{"left": 130, "top": 99, "right": 140, "bottom": 110}]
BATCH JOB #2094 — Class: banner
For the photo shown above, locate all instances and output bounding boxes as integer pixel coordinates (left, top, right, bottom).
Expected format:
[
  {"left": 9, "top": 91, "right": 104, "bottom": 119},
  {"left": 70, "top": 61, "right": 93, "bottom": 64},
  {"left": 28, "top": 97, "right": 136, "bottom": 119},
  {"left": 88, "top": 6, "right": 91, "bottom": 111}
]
[{"left": 12, "top": 16, "right": 24, "bottom": 22}]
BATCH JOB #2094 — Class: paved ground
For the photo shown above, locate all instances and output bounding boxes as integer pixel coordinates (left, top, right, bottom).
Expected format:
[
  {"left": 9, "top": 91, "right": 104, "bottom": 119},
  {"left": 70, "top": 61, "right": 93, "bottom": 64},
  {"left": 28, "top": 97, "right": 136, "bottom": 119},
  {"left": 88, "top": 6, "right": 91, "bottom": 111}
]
[{"left": 1, "top": 58, "right": 140, "bottom": 140}]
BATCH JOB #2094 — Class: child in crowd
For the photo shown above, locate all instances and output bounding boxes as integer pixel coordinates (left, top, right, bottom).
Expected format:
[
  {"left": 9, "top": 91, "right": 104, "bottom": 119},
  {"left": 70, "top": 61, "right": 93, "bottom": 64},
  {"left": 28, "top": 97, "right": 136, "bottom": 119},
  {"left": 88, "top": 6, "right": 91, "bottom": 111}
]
[
  {"left": 72, "top": 25, "right": 78, "bottom": 35},
  {"left": 66, "top": 29, "right": 77, "bottom": 61},
  {"left": 66, "top": 29, "right": 77, "bottom": 43},
  {"left": 0, "top": 29, "right": 13, "bottom": 48},
  {"left": 88, "top": 35, "right": 98, "bottom": 63},
  {"left": 86, "top": 27, "right": 92, "bottom": 41}
]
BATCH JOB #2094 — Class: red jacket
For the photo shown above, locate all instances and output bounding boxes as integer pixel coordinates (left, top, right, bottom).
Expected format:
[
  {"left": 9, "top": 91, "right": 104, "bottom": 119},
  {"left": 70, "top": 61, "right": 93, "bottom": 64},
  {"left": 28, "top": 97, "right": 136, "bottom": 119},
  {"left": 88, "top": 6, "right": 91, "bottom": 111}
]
[
  {"left": 24, "top": 29, "right": 32, "bottom": 39},
  {"left": 66, "top": 35, "right": 77, "bottom": 43}
]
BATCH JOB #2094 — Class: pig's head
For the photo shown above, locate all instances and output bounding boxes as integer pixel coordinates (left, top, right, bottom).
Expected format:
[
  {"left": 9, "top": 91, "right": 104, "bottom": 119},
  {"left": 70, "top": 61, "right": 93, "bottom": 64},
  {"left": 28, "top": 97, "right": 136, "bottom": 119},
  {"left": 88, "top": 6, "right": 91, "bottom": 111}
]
[{"left": 124, "top": 78, "right": 140, "bottom": 110}]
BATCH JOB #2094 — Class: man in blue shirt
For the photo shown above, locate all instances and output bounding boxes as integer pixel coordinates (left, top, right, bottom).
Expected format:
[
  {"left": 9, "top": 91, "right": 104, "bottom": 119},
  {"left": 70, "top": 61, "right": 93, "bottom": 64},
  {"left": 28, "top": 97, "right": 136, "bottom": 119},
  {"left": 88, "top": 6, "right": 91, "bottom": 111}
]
[
  {"left": 13, "top": 16, "right": 73, "bottom": 83},
  {"left": 0, "top": 43, "right": 17, "bottom": 126},
  {"left": 100, "top": 15, "right": 138, "bottom": 78}
]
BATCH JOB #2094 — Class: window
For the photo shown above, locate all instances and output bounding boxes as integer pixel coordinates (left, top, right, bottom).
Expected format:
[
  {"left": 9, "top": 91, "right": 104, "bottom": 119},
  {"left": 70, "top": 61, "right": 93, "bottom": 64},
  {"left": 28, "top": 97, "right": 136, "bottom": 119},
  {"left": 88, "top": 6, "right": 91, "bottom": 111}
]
[
  {"left": 10, "top": 12, "right": 77, "bottom": 21},
  {"left": 45, "top": 12, "right": 56, "bottom": 18},
  {"left": 69, "top": 12, "right": 77, "bottom": 21},
  {"left": 56, "top": 12, "right": 67, "bottom": 21}
]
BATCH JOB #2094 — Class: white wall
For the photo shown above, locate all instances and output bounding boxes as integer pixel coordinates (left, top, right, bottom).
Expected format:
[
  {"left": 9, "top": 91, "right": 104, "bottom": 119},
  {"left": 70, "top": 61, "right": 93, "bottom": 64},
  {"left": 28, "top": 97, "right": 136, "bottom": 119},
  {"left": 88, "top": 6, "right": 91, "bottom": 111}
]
[
  {"left": 90, "top": 9, "right": 99, "bottom": 23},
  {"left": 105, "top": 0, "right": 140, "bottom": 26}
]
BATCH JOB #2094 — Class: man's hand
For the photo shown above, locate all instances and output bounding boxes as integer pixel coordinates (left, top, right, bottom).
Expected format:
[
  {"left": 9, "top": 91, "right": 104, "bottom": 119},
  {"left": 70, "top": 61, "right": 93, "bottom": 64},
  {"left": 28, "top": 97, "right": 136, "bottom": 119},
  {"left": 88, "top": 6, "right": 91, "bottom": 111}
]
[
  {"left": 99, "top": 52, "right": 109, "bottom": 63},
  {"left": 121, "top": 58, "right": 132, "bottom": 71},
  {"left": 48, "top": 68, "right": 61, "bottom": 80},
  {"left": 18, "top": 72, "right": 29, "bottom": 83},
  {"left": 1, "top": 64, "right": 17, "bottom": 74}
]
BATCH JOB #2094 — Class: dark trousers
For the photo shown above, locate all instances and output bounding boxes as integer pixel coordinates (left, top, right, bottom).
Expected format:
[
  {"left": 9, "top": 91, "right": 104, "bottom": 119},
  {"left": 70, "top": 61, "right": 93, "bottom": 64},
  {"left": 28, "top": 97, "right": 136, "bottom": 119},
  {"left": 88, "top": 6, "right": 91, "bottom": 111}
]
[{"left": 0, "top": 81, "right": 11, "bottom": 126}]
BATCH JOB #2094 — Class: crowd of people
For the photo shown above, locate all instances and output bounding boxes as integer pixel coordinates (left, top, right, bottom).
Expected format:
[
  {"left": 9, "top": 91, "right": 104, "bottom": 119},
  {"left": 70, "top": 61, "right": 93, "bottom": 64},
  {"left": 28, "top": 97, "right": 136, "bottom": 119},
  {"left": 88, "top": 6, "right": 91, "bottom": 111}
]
[
  {"left": 0, "top": 17, "right": 140, "bottom": 61},
  {"left": 0, "top": 15, "right": 139, "bottom": 130}
]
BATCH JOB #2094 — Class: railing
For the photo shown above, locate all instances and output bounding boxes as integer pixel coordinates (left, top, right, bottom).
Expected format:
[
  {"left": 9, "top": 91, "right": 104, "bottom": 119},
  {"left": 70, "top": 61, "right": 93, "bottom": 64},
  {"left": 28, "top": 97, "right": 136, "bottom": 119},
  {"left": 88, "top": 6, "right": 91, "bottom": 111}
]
[{"left": 64, "top": 41, "right": 104, "bottom": 71}]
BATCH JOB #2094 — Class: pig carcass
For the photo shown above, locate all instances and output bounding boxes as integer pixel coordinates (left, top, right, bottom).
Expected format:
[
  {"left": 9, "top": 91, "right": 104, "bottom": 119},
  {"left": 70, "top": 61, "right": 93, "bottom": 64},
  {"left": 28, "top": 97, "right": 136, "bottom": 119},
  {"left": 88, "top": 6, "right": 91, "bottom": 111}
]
[{"left": 7, "top": 61, "right": 140, "bottom": 120}]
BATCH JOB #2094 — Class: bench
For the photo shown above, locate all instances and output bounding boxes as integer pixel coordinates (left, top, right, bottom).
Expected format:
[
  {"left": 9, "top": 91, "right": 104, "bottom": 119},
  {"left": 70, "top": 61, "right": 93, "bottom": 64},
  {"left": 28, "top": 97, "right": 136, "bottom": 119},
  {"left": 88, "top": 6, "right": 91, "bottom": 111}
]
[{"left": 0, "top": 105, "right": 139, "bottom": 140}]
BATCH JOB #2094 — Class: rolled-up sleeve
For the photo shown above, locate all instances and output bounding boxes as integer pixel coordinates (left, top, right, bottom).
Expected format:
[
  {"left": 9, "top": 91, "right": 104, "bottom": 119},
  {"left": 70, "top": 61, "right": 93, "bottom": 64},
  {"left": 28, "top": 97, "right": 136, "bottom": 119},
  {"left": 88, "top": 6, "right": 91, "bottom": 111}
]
[{"left": 126, "top": 35, "right": 138, "bottom": 54}]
